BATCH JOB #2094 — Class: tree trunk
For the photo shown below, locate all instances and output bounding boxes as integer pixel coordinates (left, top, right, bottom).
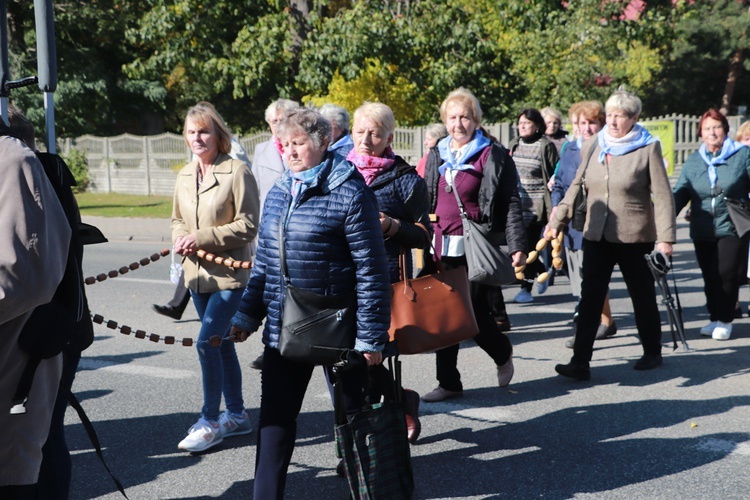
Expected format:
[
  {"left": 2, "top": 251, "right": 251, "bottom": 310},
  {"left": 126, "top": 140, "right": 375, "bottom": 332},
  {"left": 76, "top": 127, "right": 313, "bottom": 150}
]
[{"left": 720, "top": 49, "right": 744, "bottom": 116}]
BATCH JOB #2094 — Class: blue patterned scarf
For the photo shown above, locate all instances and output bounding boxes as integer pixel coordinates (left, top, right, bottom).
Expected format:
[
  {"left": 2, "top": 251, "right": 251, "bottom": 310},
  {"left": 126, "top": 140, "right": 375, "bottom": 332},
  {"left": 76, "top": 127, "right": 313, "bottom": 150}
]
[
  {"left": 699, "top": 139, "right": 746, "bottom": 188},
  {"left": 437, "top": 130, "right": 490, "bottom": 175}
]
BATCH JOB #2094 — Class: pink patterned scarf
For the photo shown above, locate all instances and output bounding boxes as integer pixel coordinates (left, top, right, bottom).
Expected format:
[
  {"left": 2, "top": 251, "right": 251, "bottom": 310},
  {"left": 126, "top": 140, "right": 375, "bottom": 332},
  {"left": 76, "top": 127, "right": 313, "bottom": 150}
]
[{"left": 346, "top": 147, "right": 396, "bottom": 185}]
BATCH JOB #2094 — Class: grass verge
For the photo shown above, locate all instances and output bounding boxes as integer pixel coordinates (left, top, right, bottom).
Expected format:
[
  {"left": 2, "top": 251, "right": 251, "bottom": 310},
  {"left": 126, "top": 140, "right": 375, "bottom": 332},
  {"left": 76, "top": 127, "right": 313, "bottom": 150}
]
[{"left": 75, "top": 192, "right": 173, "bottom": 218}]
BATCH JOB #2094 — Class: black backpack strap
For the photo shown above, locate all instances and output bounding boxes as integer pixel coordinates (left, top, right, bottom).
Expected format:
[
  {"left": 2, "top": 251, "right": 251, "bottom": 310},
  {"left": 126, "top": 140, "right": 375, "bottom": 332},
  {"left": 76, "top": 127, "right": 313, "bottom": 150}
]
[{"left": 68, "top": 391, "right": 129, "bottom": 498}]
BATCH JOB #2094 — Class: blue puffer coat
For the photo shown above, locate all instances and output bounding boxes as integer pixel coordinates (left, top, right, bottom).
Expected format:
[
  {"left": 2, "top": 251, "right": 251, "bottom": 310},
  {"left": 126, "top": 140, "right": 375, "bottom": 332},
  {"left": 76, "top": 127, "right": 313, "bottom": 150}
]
[{"left": 231, "top": 152, "right": 391, "bottom": 353}]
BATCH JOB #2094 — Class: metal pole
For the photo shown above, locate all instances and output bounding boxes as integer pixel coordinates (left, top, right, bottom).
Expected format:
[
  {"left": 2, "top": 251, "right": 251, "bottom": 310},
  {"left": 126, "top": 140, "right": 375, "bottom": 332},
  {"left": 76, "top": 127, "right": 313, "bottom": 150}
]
[{"left": 34, "top": 0, "right": 57, "bottom": 152}]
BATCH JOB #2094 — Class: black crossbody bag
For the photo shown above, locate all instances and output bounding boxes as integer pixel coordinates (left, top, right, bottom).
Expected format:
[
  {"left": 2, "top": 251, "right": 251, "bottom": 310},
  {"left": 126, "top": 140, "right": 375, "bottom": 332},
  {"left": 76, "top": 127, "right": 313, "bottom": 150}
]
[{"left": 277, "top": 218, "right": 358, "bottom": 365}]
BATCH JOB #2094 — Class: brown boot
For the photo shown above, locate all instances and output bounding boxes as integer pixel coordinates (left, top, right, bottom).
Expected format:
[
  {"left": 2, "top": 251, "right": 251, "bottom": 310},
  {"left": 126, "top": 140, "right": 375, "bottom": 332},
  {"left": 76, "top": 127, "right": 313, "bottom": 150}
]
[{"left": 402, "top": 389, "right": 421, "bottom": 444}]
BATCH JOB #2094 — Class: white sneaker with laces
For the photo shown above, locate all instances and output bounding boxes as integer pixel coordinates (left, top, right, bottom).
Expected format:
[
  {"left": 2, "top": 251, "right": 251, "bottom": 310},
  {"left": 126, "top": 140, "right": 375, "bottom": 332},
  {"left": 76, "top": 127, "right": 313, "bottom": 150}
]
[
  {"left": 219, "top": 410, "right": 253, "bottom": 438},
  {"left": 514, "top": 289, "right": 534, "bottom": 304},
  {"left": 700, "top": 321, "right": 718, "bottom": 336},
  {"left": 712, "top": 321, "right": 732, "bottom": 341},
  {"left": 178, "top": 417, "right": 222, "bottom": 452}
]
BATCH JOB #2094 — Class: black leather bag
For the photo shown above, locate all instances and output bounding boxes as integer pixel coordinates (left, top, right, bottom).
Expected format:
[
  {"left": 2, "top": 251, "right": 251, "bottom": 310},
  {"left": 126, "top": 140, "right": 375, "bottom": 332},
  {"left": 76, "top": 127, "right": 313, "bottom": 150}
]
[
  {"left": 570, "top": 143, "right": 597, "bottom": 232},
  {"left": 277, "top": 220, "right": 358, "bottom": 365},
  {"left": 571, "top": 188, "right": 587, "bottom": 232},
  {"left": 726, "top": 197, "right": 750, "bottom": 239}
]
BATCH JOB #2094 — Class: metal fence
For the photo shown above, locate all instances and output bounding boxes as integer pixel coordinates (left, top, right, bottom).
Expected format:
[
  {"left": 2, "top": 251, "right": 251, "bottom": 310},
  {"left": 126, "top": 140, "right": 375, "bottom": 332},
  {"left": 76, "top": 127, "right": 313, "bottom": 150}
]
[{"left": 61, "top": 115, "right": 743, "bottom": 196}]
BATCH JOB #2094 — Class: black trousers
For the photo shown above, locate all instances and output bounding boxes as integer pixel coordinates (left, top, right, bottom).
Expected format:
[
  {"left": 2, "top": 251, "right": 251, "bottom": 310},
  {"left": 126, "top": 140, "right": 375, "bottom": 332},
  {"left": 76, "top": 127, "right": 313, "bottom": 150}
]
[
  {"left": 254, "top": 346, "right": 367, "bottom": 500},
  {"left": 435, "top": 256, "right": 513, "bottom": 392},
  {"left": 572, "top": 239, "right": 662, "bottom": 365},
  {"left": 694, "top": 236, "right": 747, "bottom": 323}
]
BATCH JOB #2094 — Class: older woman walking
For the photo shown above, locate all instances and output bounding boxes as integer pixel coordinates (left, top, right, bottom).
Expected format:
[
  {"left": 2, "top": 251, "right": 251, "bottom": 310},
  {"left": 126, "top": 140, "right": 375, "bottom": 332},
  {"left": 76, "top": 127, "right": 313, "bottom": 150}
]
[
  {"left": 229, "top": 108, "right": 391, "bottom": 498},
  {"left": 172, "top": 102, "right": 260, "bottom": 452},
  {"left": 673, "top": 109, "right": 750, "bottom": 340},
  {"left": 548, "top": 90, "right": 676, "bottom": 381},
  {"left": 421, "top": 87, "right": 527, "bottom": 402}
]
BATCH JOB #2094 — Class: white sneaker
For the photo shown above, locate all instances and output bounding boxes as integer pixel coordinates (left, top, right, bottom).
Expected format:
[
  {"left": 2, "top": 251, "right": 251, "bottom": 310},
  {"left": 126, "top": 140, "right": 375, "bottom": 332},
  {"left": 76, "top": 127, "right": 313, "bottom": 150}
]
[
  {"left": 700, "top": 321, "right": 718, "bottom": 336},
  {"left": 219, "top": 410, "right": 253, "bottom": 438},
  {"left": 178, "top": 417, "right": 222, "bottom": 452},
  {"left": 514, "top": 289, "right": 534, "bottom": 304},
  {"left": 712, "top": 322, "right": 732, "bottom": 341}
]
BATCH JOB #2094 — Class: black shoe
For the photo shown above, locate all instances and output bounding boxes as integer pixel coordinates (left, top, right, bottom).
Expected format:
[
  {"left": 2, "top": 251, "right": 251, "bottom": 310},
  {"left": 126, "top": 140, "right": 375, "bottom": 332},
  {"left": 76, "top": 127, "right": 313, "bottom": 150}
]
[
  {"left": 555, "top": 361, "right": 590, "bottom": 381},
  {"left": 595, "top": 322, "right": 617, "bottom": 340},
  {"left": 336, "top": 459, "right": 345, "bottom": 477},
  {"left": 633, "top": 353, "right": 662, "bottom": 371},
  {"left": 152, "top": 304, "right": 182, "bottom": 320},
  {"left": 496, "top": 320, "right": 512, "bottom": 332},
  {"left": 249, "top": 353, "right": 263, "bottom": 370}
]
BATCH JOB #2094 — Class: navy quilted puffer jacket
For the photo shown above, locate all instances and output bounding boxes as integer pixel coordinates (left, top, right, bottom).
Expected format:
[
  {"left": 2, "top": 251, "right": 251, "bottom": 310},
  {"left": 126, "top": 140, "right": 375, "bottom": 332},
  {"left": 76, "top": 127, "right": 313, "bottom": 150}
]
[{"left": 231, "top": 152, "right": 391, "bottom": 353}]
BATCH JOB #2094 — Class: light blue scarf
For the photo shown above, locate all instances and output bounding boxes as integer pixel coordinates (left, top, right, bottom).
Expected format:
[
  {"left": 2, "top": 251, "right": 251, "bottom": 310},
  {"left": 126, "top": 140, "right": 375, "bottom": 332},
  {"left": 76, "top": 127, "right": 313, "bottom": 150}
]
[
  {"left": 699, "top": 139, "right": 746, "bottom": 188},
  {"left": 597, "top": 124, "right": 657, "bottom": 163},
  {"left": 437, "top": 130, "right": 490, "bottom": 175},
  {"left": 286, "top": 160, "right": 326, "bottom": 226}
]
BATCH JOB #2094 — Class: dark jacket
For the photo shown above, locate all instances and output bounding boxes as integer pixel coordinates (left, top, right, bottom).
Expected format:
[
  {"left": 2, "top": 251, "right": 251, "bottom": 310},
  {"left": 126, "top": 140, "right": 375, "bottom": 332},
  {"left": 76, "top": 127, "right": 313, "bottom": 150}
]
[
  {"left": 423, "top": 142, "right": 527, "bottom": 256},
  {"left": 673, "top": 145, "right": 750, "bottom": 241},
  {"left": 231, "top": 152, "right": 391, "bottom": 353},
  {"left": 368, "top": 157, "right": 432, "bottom": 282}
]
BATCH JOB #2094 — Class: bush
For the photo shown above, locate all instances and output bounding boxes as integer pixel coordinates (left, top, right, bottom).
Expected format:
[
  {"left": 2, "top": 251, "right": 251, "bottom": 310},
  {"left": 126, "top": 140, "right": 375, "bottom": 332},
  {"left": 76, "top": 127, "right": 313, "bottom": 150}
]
[{"left": 62, "top": 148, "right": 90, "bottom": 193}]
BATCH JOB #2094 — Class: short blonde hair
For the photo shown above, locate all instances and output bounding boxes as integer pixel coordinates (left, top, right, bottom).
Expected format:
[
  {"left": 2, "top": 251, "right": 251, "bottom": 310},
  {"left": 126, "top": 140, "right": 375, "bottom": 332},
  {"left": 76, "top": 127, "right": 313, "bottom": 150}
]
[
  {"left": 736, "top": 121, "right": 750, "bottom": 142},
  {"left": 440, "top": 87, "right": 482, "bottom": 125},
  {"left": 541, "top": 107, "right": 563, "bottom": 124},
  {"left": 352, "top": 102, "right": 396, "bottom": 136},
  {"left": 183, "top": 101, "right": 231, "bottom": 155},
  {"left": 425, "top": 123, "right": 448, "bottom": 141}
]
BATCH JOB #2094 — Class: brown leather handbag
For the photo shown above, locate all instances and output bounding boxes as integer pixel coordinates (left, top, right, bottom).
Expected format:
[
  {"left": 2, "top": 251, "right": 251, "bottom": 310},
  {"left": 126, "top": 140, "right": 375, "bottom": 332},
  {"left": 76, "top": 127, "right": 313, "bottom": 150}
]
[{"left": 389, "top": 249, "right": 479, "bottom": 355}]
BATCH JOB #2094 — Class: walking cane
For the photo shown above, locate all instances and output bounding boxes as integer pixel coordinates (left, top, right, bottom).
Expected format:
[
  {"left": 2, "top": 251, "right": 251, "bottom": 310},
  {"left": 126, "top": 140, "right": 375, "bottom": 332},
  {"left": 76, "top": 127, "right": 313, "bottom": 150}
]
[{"left": 645, "top": 250, "right": 689, "bottom": 352}]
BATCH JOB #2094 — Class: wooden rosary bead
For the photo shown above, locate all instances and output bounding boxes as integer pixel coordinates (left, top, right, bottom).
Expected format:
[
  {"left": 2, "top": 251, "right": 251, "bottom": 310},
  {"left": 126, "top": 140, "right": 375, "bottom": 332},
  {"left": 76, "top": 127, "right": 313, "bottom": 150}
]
[
  {"left": 96, "top": 273, "right": 107, "bottom": 282},
  {"left": 182, "top": 338, "right": 193, "bottom": 347},
  {"left": 149, "top": 334, "right": 159, "bottom": 343},
  {"left": 209, "top": 335, "right": 222, "bottom": 347},
  {"left": 106, "top": 320, "right": 118, "bottom": 329},
  {"left": 120, "top": 325, "right": 132, "bottom": 335},
  {"left": 160, "top": 248, "right": 170, "bottom": 256},
  {"left": 85, "top": 277, "right": 96, "bottom": 285},
  {"left": 119, "top": 266, "right": 129, "bottom": 274},
  {"left": 108, "top": 270, "right": 119, "bottom": 278},
  {"left": 129, "top": 262, "right": 140, "bottom": 270},
  {"left": 164, "top": 336, "right": 175, "bottom": 345},
  {"left": 139, "top": 257, "right": 150, "bottom": 266},
  {"left": 135, "top": 330, "right": 146, "bottom": 339},
  {"left": 150, "top": 253, "right": 161, "bottom": 261},
  {"left": 92, "top": 314, "right": 104, "bottom": 324}
]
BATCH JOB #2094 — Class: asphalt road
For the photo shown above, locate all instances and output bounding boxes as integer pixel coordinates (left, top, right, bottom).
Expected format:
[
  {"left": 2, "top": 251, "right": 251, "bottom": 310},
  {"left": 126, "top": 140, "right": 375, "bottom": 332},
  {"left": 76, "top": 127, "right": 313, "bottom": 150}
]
[{"left": 67, "top": 220, "right": 750, "bottom": 499}]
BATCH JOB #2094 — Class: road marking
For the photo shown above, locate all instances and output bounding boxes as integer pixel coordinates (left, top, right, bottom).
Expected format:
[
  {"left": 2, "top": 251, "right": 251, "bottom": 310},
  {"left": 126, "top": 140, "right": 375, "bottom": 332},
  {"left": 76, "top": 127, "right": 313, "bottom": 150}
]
[{"left": 79, "top": 358, "right": 196, "bottom": 379}]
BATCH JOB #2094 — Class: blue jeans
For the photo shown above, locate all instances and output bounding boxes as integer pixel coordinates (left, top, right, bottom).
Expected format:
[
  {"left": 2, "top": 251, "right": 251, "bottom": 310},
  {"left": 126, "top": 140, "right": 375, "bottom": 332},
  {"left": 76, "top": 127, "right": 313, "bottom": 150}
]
[{"left": 190, "top": 288, "right": 245, "bottom": 422}]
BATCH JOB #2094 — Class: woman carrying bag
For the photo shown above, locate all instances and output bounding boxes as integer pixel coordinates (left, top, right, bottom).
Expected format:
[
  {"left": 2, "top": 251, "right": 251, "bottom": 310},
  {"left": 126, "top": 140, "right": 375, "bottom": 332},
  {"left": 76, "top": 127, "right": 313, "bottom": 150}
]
[{"left": 421, "top": 87, "right": 527, "bottom": 403}]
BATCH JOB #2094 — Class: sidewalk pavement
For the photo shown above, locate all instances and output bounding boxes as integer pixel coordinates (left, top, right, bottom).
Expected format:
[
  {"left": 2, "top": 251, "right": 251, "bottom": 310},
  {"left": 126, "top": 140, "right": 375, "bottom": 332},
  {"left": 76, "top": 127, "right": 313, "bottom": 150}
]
[{"left": 82, "top": 216, "right": 172, "bottom": 243}]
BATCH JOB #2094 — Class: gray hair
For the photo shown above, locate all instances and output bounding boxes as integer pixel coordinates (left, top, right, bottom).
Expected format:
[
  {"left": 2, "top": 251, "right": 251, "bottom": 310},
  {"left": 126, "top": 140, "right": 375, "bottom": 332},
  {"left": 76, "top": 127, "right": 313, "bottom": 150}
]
[
  {"left": 319, "top": 104, "right": 350, "bottom": 134},
  {"left": 277, "top": 108, "right": 332, "bottom": 150},
  {"left": 605, "top": 90, "right": 642, "bottom": 118},
  {"left": 425, "top": 123, "right": 448, "bottom": 141},
  {"left": 265, "top": 99, "right": 300, "bottom": 123}
]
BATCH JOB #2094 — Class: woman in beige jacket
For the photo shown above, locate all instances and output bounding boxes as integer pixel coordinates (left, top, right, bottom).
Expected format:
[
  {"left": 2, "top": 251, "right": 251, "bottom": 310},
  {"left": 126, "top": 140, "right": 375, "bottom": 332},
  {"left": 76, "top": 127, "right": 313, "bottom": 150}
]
[
  {"left": 547, "top": 90, "right": 676, "bottom": 381},
  {"left": 172, "top": 102, "right": 260, "bottom": 452}
]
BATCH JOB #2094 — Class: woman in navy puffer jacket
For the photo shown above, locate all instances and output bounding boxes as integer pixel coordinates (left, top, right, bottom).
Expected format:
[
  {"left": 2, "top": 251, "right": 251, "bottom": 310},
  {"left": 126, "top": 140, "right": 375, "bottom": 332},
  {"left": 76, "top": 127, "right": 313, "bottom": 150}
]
[{"left": 230, "top": 108, "right": 391, "bottom": 499}]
